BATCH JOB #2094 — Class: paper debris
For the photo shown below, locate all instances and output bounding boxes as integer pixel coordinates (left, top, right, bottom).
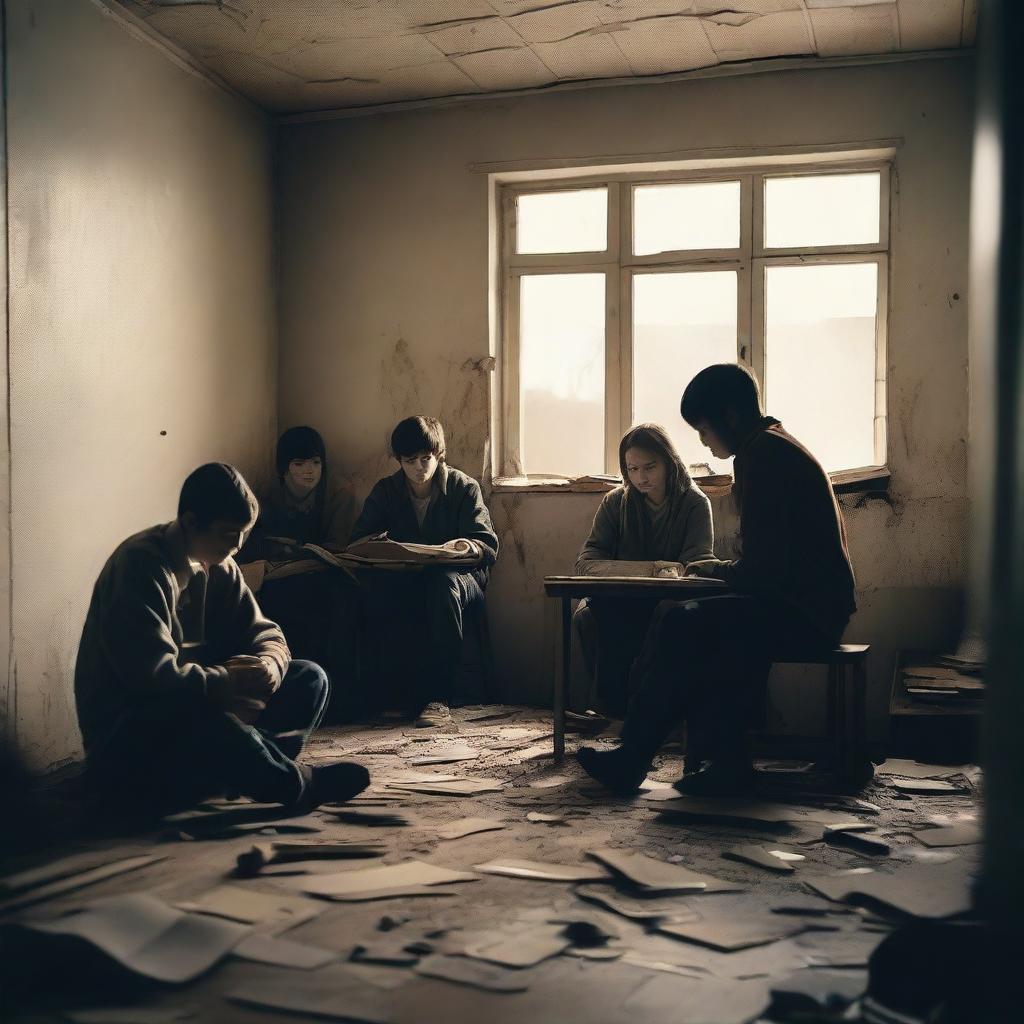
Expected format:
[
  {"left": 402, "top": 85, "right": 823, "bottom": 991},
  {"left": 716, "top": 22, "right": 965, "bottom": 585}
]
[
  {"left": 438, "top": 817, "right": 506, "bottom": 840},
  {"left": 473, "top": 859, "right": 611, "bottom": 883},
  {"left": 890, "top": 778, "right": 965, "bottom": 794},
  {"left": 575, "top": 884, "right": 700, "bottom": 922},
  {"left": 233, "top": 933, "right": 339, "bottom": 969},
  {"left": 527, "top": 811, "right": 565, "bottom": 824},
  {"left": 464, "top": 924, "right": 570, "bottom": 967},
  {"left": 913, "top": 821, "right": 982, "bottom": 847},
  {"left": 385, "top": 778, "right": 504, "bottom": 796},
  {"left": 623, "top": 974, "right": 771, "bottom": 1023},
  {"left": 8, "top": 894, "right": 247, "bottom": 984},
  {"left": 529, "top": 775, "right": 572, "bottom": 789},
  {"left": 877, "top": 759, "right": 967, "bottom": 778},
  {"left": 658, "top": 914, "right": 809, "bottom": 951},
  {"left": 297, "top": 860, "right": 478, "bottom": 899},
  {"left": 405, "top": 744, "right": 479, "bottom": 766},
  {"left": 588, "top": 849, "right": 740, "bottom": 894},
  {"left": 415, "top": 953, "right": 529, "bottom": 991},
  {"left": 722, "top": 845, "right": 796, "bottom": 873},
  {"left": 649, "top": 795, "right": 857, "bottom": 827},
  {"left": 824, "top": 829, "right": 892, "bottom": 856},
  {"left": 177, "top": 885, "right": 322, "bottom": 931},
  {"left": 226, "top": 974, "right": 392, "bottom": 1022}
]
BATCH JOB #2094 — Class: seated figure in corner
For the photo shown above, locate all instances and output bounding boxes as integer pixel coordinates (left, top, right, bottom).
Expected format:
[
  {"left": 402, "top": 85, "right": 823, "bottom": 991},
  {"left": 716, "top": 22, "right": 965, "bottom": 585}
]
[
  {"left": 577, "top": 364, "right": 857, "bottom": 798},
  {"left": 74, "top": 463, "right": 369, "bottom": 819},
  {"left": 574, "top": 423, "right": 714, "bottom": 719},
  {"left": 350, "top": 416, "right": 499, "bottom": 728}
]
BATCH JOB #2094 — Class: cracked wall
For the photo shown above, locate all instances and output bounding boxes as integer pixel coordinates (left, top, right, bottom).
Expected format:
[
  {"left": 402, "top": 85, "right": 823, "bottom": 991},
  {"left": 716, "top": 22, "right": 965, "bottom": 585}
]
[
  {"left": 4, "top": 0, "right": 277, "bottom": 771},
  {"left": 279, "top": 55, "right": 974, "bottom": 742}
]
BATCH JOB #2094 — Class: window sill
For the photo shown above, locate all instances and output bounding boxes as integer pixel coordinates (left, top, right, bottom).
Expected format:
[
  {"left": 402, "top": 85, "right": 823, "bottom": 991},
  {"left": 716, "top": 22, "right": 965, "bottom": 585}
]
[{"left": 491, "top": 467, "right": 890, "bottom": 497}]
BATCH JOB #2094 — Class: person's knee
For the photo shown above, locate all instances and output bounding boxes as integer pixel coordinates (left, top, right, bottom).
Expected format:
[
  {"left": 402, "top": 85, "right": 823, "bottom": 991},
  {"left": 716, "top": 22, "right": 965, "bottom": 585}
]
[
  {"left": 285, "top": 659, "right": 331, "bottom": 706},
  {"left": 425, "top": 571, "right": 462, "bottom": 608}
]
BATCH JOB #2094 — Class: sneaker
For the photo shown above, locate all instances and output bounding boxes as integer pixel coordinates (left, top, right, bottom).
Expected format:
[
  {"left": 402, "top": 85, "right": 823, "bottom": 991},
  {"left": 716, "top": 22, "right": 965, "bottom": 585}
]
[
  {"left": 413, "top": 702, "right": 453, "bottom": 728},
  {"left": 575, "top": 745, "right": 649, "bottom": 796},
  {"left": 295, "top": 761, "right": 370, "bottom": 810},
  {"left": 673, "top": 758, "right": 755, "bottom": 798}
]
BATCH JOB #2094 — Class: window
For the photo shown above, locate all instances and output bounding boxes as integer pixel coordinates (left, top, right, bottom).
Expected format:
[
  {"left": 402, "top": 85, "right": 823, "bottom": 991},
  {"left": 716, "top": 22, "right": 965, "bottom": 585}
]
[{"left": 498, "top": 162, "right": 889, "bottom": 480}]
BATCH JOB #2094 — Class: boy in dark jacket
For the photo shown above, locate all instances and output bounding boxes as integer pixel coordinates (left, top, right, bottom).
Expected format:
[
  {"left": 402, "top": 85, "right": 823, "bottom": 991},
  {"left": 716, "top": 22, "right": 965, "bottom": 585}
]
[
  {"left": 75, "top": 463, "right": 368, "bottom": 817},
  {"left": 578, "top": 364, "right": 856, "bottom": 796},
  {"left": 351, "top": 416, "right": 498, "bottom": 726}
]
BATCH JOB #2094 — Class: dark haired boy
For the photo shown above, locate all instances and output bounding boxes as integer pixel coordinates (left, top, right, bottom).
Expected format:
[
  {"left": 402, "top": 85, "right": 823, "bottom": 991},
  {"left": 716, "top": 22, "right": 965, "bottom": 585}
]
[
  {"left": 75, "top": 463, "right": 368, "bottom": 816},
  {"left": 351, "top": 416, "right": 499, "bottom": 726},
  {"left": 578, "top": 364, "right": 856, "bottom": 796}
]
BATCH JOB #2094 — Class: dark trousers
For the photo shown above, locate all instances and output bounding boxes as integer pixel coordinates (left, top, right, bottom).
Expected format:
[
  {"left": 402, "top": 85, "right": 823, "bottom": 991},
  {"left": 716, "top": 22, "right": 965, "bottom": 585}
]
[
  {"left": 620, "top": 595, "right": 833, "bottom": 764},
  {"left": 574, "top": 597, "right": 662, "bottom": 717},
  {"left": 88, "top": 660, "right": 329, "bottom": 815},
  {"left": 357, "top": 568, "right": 486, "bottom": 713}
]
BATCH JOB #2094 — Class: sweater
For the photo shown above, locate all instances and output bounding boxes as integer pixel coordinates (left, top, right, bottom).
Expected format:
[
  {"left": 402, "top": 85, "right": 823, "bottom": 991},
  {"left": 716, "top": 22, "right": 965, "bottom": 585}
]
[
  {"left": 251, "top": 475, "right": 357, "bottom": 551},
  {"left": 74, "top": 522, "right": 290, "bottom": 756},
  {"left": 575, "top": 482, "right": 715, "bottom": 577},
  {"left": 707, "top": 417, "right": 857, "bottom": 642},
  {"left": 351, "top": 464, "right": 499, "bottom": 570}
]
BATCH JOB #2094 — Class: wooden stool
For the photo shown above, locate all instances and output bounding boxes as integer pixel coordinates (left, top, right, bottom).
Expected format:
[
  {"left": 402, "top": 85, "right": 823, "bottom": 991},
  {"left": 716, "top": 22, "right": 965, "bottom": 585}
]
[{"left": 770, "top": 643, "right": 873, "bottom": 789}]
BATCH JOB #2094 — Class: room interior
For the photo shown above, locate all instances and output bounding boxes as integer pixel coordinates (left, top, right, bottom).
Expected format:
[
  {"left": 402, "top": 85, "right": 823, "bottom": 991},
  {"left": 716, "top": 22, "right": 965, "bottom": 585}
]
[{"left": 2, "top": 1, "right": 1022, "bottom": 1021}]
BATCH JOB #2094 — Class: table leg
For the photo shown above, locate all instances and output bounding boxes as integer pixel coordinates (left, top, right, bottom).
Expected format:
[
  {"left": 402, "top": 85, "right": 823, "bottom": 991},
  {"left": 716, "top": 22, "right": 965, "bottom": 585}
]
[{"left": 554, "top": 596, "right": 570, "bottom": 761}]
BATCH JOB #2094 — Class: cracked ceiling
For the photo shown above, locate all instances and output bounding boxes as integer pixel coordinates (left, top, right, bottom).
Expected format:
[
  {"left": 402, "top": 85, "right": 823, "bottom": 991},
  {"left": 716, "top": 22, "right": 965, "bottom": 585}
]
[{"left": 112, "top": 0, "right": 977, "bottom": 114}]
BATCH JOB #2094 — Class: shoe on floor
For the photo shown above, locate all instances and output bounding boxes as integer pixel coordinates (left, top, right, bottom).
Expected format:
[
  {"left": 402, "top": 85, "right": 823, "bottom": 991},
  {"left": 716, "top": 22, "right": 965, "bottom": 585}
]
[
  {"left": 673, "top": 758, "right": 755, "bottom": 798},
  {"left": 576, "top": 745, "right": 648, "bottom": 796},
  {"left": 297, "top": 761, "right": 370, "bottom": 810},
  {"left": 413, "top": 702, "right": 453, "bottom": 728}
]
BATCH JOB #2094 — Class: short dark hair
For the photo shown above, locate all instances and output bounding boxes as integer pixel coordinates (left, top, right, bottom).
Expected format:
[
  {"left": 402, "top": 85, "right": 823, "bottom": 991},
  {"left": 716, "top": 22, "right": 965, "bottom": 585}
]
[
  {"left": 680, "top": 363, "right": 763, "bottom": 428},
  {"left": 390, "top": 416, "right": 446, "bottom": 461},
  {"left": 178, "top": 463, "right": 258, "bottom": 529},
  {"left": 276, "top": 425, "right": 327, "bottom": 479}
]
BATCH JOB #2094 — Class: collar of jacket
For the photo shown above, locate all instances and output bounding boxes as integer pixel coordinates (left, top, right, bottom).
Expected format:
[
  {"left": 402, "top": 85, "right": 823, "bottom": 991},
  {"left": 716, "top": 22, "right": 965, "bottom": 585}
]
[
  {"left": 390, "top": 461, "right": 450, "bottom": 496},
  {"left": 734, "top": 416, "right": 781, "bottom": 463}
]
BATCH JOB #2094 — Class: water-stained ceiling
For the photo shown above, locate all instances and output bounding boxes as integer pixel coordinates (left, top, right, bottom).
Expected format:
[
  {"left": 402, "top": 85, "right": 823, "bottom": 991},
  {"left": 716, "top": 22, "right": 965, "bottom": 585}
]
[{"left": 112, "top": 1, "right": 977, "bottom": 114}]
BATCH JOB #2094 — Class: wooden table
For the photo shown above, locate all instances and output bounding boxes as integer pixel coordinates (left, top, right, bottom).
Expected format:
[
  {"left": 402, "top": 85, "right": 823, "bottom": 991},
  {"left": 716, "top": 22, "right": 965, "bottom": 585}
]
[{"left": 543, "top": 575, "right": 729, "bottom": 760}]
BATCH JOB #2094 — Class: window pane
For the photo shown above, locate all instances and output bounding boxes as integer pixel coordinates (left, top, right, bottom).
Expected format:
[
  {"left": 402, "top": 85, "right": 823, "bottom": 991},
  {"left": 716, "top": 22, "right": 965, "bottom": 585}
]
[
  {"left": 633, "top": 182, "right": 741, "bottom": 256},
  {"left": 632, "top": 271, "right": 737, "bottom": 476},
  {"left": 765, "top": 263, "right": 879, "bottom": 472},
  {"left": 516, "top": 189, "right": 608, "bottom": 254},
  {"left": 764, "top": 172, "right": 881, "bottom": 248},
  {"left": 521, "top": 273, "right": 605, "bottom": 476}
]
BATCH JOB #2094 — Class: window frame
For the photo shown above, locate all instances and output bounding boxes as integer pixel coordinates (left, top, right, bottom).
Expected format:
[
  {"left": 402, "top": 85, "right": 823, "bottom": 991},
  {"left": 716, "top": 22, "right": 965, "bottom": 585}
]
[{"left": 498, "top": 158, "right": 891, "bottom": 482}]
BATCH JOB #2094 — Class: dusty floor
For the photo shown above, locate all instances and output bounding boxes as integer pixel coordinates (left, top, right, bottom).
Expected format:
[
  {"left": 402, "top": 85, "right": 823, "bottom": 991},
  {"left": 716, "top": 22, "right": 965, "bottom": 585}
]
[{"left": 1, "top": 706, "right": 982, "bottom": 1023}]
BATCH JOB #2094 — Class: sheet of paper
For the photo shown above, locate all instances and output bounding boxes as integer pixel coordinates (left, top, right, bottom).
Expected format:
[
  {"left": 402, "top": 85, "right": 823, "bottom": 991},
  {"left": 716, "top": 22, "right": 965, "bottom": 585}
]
[
  {"left": 0, "top": 854, "right": 166, "bottom": 913},
  {"left": 876, "top": 758, "right": 967, "bottom": 778},
  {"left": 297, "top": 860, "right": 478, "bottom": 898},
  {"left": 529, "top": 775, "right": 572, "bottom": 789},
  {"left": 913, "top": 821, "right": 982, "bottom": 847},
  {"left": 415, "top": 953, "right": 529, "bottom": 991},
  {"left": 890, "top": 778, "right": 964, "bottom": 794},
  {"left": 622, "top": 974, "right": 771, "bottom": 1024},
  {"left": 722, "top": 845, "right": 796, "bottom": 873},
  {"left": 648, "top": 795, "right": 856, "bottom": 827},
  {"left": 575, "top": 884, "right": 700, "bottom": 922},
  {"left": 314, "top": 885, "right": 462, "bottom": 903},
  {"left": 464, "top": 924, "right": 570, "bottom": 968},
  {"left": 405, "top": 746, "right": 480, "bottom": 766},
  {"left": 437, "top": 817, "right": 506, "bottom": 840},
  {"left": 527, "top": 812, "right": 565, "bottom": 824},
  {"left": 588, "top": 849, "right": 740, "bottom": 893},
  {"left": 176, "top": 885, "right": 322, "bottom": 931},
  {"left": 385, "top": 778, "right": 504, "bottom": 796},
  {"left": 226, "top": 973, "right": 393, "bottom": 1023},
  {"left": 657, "top": 914, "right": 808, "bottom": 951},
  {"left": 473, "top": 859, "right": 611, "bottom": 883},
  {"left": 18, "top": 894, "right": 247, "bottom": 984},
  {"left": 804, "top": 859, "right": 975, "bottom": 918},
  {"left": 233, "top": 932, "right": 339, "bottom": 969},
  {"left": 0, "top": 851, "right": 129, "bottom": 898}
]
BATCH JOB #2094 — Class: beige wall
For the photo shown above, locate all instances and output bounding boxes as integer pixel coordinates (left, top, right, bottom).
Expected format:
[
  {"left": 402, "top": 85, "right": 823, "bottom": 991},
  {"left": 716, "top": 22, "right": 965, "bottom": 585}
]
[
  {"left": 278, "top": 57, "right": 974, "bottom": 742},
  {"left": 4, "top": 0, "right": 276, "bottom": 771}
]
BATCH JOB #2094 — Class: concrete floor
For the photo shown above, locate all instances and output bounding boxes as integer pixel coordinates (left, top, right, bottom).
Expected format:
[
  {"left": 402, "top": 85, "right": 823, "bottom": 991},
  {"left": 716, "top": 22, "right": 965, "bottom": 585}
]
[{"left": 1, "top": 706, "right": 982, "bottom": 1023}]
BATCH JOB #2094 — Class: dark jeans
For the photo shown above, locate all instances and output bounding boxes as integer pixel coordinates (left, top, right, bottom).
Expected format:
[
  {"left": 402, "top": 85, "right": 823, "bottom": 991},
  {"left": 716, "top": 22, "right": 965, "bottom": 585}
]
[
  {"left": 357, "top": 567, "right": 487, "bottom": 713},
  {"left": 88, "top": 660, "right": 329, "bottom": 815},
  {"left": 574, "top": 597, "right": 661, "bottom": 717},
  {"left": 620, "top": 594, "right": 835, "bottom": 765}
]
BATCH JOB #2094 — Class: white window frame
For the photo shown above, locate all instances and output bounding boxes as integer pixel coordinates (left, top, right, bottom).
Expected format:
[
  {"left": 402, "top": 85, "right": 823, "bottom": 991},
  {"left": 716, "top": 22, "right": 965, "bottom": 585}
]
[{"left": 498, "top": 158, "right": 891, "bottom": 481}]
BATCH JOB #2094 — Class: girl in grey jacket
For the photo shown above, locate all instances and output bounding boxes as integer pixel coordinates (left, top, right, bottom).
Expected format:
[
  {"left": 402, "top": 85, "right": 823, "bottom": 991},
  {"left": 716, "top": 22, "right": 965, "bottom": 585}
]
[{"left": 574, "top": 423, "right": 714, "bottom": 716}]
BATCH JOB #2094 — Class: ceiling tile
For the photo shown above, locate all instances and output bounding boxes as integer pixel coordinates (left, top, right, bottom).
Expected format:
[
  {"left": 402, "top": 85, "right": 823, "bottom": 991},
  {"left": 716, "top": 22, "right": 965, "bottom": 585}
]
[
  {"left": 705, "top": 10, "right": 813, "bottom": 61},
  {"left": 453, "top": 45, "right": 557, "bottom": 89},
  {"left": 810, "top": 5, "right": 900, "bottom": 56},
  {"left": 425, "top": 16, "right": 524, "bottom": 55},
  {"left": 896, "top": 0, "right": 963, "bottom": 50},
  {"left": 508, "top": 1, "right": 605, "bottom": 44},
  {"left": 694, "top": 0, "right": 804, "bottom": 12},
  {"left": 614, "top": 16, "right": 719, "bottom": 76},
  {"left": 270, "top": 32, "right": 447, "bottom": 80},
  {"left": 596, "top": 1, "right": 701, "bottom": 24},
  {"left": 532, "top": 30, "right": 632, "bottom": 80}
]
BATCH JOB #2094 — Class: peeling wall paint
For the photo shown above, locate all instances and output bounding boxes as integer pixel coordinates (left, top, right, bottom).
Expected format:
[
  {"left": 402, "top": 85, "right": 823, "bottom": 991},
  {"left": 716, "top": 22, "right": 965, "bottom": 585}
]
[
  {"left": 5, "top": 0, "right": 277, "bottom": 770},
  {"left": 279, "top": 56, "right": 974, "bottom": 741}
]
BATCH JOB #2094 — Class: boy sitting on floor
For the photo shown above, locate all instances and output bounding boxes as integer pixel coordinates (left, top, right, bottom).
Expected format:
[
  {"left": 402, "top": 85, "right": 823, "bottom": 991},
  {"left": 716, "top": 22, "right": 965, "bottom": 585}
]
[
  {"left": 351, "top": 416, "right": 499, "bottom": 727},
  {"left": 74, "top": 462, "right": 368, "bottom": 817},
  {"left": 578, "top": 364, "right": 857, "bottom": 796}
]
